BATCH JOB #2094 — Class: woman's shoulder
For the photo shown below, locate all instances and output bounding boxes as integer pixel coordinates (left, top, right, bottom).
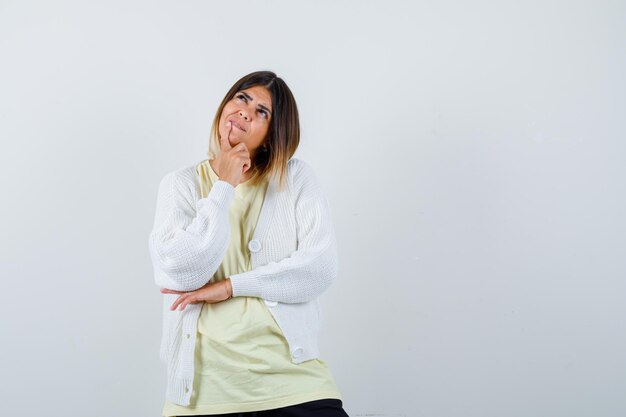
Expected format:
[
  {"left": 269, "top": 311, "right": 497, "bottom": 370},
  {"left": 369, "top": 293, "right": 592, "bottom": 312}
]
[
  {"left": 156, "top": 161, "right": 204, "bottom": 200},
  {"left": 160, "top": 162, "right": 200, "bottom": 185},
  {"left": 285, "top": 157, "right": 325, "bottom": 198},
  {"left": 286, "top": 157, "right": 317, "bottom": 180}
]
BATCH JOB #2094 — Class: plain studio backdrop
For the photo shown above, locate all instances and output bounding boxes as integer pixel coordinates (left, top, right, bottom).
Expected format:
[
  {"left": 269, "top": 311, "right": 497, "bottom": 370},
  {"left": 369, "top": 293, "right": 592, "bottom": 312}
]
[{"left": 1, "top": 0, "right": 624, "bottom": 416}]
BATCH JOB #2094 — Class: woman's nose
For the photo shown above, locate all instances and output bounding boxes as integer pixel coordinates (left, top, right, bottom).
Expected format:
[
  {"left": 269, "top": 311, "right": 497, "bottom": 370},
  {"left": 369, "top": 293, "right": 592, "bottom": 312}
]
[{"left": 239, "top": 110, "right": 249, "bottom": 121}]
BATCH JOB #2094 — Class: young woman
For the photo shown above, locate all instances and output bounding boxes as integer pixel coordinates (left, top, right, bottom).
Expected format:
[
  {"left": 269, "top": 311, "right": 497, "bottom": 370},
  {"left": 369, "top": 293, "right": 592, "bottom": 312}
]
[{"left": 148, "top": 70, "right": 349, "bottom": 417}]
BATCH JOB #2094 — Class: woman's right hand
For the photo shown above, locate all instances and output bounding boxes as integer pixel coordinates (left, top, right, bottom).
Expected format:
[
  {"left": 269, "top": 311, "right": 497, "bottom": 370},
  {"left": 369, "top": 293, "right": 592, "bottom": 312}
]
[{"left": 212, "top": 121, "right": 252, "bottom": 187}]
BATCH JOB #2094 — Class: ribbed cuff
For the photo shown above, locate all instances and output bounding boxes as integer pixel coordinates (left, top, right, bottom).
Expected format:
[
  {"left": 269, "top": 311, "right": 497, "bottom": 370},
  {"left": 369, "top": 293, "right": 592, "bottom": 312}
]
[
  {"left": 229, "top": 269, "right": 263, "bottom": 299},
  {"left": 198, "top": 179, "right": 235, "bottom": 212}
]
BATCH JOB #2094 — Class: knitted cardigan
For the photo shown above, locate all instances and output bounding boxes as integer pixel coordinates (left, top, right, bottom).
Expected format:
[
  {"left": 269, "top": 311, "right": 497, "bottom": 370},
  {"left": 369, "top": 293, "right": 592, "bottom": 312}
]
[{"left": 148, "top": 157, "right": 339, "bottom": 406}]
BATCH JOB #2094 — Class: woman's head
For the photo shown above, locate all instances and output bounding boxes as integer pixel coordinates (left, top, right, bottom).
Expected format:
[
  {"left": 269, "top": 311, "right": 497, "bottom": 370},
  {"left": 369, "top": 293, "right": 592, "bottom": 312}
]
[{"left": 207, "top": 70, "right": 300, "bottom": 190}]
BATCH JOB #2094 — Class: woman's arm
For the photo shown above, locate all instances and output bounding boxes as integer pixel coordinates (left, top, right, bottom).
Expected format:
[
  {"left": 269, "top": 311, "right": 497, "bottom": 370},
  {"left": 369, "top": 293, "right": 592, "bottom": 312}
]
[
  {"left": 148, "top": 169, "right": 235, "bottom": 291},
  {"left": 228, "top": 165, "right": 338, "bottom": 304}
]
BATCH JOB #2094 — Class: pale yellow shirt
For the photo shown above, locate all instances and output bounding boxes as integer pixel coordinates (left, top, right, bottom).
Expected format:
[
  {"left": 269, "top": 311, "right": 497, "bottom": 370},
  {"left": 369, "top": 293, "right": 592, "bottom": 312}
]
[{"left": 162, "top": 159, "right": 342, "bottom": 416}]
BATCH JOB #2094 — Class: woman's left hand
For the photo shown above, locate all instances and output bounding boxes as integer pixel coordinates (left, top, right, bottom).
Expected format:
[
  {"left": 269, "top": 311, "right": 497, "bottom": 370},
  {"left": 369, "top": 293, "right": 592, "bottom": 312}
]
[{"left": 160, "top": 278, "right": 233, "bottom": 311}]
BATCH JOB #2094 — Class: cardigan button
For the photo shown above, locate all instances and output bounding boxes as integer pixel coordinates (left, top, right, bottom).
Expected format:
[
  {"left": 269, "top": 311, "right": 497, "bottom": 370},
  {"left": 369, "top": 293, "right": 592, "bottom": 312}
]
[
  {"left": 248, "top": 239, "right": 261, "bottom": 253},
  {"left": 291, "top": 347, "right": 304, "bottom": 358}
]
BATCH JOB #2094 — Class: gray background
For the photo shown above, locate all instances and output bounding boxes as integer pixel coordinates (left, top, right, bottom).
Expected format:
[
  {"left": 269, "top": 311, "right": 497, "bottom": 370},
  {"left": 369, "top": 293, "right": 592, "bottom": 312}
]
[{"left": 1, "top": 0, "right": 625, "bottom": 416}]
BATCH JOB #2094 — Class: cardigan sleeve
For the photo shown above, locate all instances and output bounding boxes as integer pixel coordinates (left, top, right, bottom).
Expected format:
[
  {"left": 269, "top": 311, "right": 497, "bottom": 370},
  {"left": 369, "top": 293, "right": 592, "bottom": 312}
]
[
  {"left": 148, "top": 169, "right": 235, "bottom": 291},
  {"left": 228, "top": 168, "right": 338, "bottom": 304}
]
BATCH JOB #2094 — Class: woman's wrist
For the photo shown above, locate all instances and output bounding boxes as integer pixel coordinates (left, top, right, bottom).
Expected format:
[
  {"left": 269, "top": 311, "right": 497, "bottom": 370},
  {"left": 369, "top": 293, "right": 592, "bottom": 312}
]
[{"left": 224, "top": 278, "right": 233, "bottom": 299}]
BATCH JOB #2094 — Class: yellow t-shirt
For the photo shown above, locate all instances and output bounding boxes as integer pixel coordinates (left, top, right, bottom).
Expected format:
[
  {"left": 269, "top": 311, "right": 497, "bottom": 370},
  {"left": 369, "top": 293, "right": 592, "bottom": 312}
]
[{"left": 162, "top": 159, "right": 342, "bottom": 416}]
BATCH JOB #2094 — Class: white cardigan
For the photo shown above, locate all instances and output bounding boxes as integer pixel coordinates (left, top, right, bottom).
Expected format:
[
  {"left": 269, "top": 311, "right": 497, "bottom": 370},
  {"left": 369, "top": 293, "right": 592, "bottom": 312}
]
[{"left": 148, "top": 157, "right": 339, "bottom": 406}]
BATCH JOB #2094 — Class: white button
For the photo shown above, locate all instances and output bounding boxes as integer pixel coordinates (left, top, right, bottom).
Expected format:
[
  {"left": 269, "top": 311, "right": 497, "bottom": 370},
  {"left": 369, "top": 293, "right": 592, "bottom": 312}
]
[
  {"left": 264, "top": 299, "right": 278, "bottom": 307},
  {"left": 186, "top": 333, "right": 191, "bottom": 339},
  {"left": 185, "top": 387, "right": 189, "bottom": 393},
  {"left": 248, "top": 239, "right": 261, "bottom": 253},
  {"left": 292, "top": 347, "right": 304, "bottom": 358}
]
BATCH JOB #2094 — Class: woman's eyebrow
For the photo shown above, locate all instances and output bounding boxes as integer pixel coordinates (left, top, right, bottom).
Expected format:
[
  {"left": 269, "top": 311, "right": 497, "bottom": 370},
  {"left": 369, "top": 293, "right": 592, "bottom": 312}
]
[{"left": 240, "top": 91, "right": 272, "bottom": 115}]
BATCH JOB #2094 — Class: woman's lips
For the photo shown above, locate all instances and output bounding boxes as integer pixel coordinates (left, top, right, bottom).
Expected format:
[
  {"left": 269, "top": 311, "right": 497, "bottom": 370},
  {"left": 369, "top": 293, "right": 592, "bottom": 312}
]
[{"left": 228, "top": 119, "right": 246, "bottom": 131}]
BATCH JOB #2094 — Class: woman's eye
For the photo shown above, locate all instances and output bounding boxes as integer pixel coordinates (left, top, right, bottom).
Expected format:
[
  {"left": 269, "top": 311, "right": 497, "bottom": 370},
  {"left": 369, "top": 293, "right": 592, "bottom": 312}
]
[{"left": 236, "top": 94, "right": 268, "bottom": 118}]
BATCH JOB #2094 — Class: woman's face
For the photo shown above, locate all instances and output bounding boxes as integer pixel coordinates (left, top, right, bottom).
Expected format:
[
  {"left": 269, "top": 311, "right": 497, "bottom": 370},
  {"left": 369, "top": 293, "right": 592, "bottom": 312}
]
[{"left": 218, "top": 85, "right": 273, "bottom": 157}]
